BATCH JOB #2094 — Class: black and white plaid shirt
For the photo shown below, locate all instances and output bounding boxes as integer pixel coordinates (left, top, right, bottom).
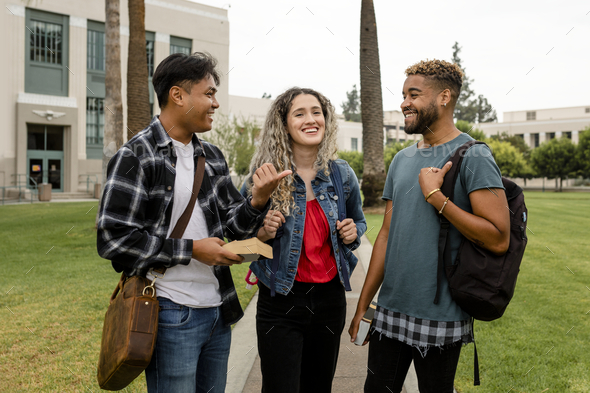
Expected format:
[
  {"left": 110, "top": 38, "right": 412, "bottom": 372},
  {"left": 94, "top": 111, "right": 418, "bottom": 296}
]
[
  {"left": 372, "top": 305, "right": 473, "bottom": 356},
  {"left": 97, "top": 116, "right": 268, "bottom": 325}
]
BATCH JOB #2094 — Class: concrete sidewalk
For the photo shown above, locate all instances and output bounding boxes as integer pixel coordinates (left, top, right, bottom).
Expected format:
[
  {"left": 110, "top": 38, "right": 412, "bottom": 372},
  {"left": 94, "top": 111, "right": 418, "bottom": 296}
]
[{"left": 227, "top": 235, "right": 419, "bottom": 393}]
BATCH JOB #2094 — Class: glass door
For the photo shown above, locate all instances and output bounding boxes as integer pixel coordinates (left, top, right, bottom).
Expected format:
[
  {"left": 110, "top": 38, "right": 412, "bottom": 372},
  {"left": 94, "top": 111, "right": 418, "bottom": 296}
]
[{"left": 27, "top": 124, "right": 64, "bottom": 192}]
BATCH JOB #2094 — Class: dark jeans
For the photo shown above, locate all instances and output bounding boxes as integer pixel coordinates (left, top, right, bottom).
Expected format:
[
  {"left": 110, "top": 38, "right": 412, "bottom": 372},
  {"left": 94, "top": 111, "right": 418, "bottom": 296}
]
[
  {"left": 256, "top": 276, "right": 347, "bottom": 393},
  {"left": 364, "top": 333, "right": 462, "bottom": 393}
]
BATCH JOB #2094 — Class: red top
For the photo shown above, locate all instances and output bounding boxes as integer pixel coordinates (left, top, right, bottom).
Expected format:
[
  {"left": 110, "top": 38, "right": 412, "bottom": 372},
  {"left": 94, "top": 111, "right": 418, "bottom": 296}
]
[{"left": 295, "top": 199, "right": 338, "bottom": 283}]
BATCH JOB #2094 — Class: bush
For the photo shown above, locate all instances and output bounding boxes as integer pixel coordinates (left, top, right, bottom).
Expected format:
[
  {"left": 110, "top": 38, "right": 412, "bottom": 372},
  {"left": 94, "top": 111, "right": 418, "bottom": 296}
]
[
  {"left": 337, "top": 150, "right": 363, "bottom": 179},
  {"left": 384, "top": 140, "right": 414, "bottom": 170}
]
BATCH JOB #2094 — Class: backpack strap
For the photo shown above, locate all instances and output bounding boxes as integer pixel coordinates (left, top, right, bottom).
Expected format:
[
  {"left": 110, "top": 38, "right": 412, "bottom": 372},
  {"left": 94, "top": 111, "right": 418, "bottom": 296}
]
[
  {"left": 434, "top": 140, "right": 478, "bottom": 304},
  {"left": 329, "top": 161, "right": 352, "bottom": 291},
  {"left": 435, "top": 140, "right": 485, "bottom": 388},
  {"left": 269, "top": 225, "right": 284, "bottom": 297}
]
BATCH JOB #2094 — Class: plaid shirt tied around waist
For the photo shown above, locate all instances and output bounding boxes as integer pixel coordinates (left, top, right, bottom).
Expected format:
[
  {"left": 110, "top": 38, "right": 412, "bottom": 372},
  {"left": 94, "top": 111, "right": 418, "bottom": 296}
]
[
  {"left": 372, "top": 305, "right": 473, "bottom": 357},
  {"left": 97, "top": 116, "right": 268, "bottom": 325}
]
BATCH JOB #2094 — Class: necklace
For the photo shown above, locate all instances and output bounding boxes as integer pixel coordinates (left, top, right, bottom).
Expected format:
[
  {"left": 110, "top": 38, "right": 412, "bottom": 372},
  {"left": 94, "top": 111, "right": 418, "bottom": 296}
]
[{"left": 420, "top": 129, "right": 456, "bottom": 148}]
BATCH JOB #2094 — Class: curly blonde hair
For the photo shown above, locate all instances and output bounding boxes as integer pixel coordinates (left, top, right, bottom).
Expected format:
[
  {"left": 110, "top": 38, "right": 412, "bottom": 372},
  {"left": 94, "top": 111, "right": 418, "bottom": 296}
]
[
  {"left": 405, "top": 59, "right": 464, "bottom": 104},
  {"left": 246, "top": 87, "right": 339, "bottom": 215}
]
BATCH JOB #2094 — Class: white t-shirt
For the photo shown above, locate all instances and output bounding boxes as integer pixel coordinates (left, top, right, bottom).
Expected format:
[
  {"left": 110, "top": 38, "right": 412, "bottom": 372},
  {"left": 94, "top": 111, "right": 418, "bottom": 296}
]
[{"left": 147, "top": 139, "right": 222, "bottom": 308}]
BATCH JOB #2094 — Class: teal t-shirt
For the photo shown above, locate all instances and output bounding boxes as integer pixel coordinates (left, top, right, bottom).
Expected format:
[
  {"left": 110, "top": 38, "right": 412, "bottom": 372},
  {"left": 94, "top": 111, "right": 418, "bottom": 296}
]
[{"left": 379, "top": 133, "right": 504, "bottom": 322}]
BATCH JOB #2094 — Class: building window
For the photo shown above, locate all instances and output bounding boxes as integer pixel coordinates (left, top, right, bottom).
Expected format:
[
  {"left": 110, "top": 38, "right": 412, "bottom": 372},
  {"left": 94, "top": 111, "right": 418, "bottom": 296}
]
[
  {"left": 146, "top": 32, "right": 155, "bottom": 77},
  {"left": 547, "top": 132, "right": 555, "bottom": 140},
  {"left": 532, "top": 133, "right": 539, "bottom": 148},
  {"left": 526, "top": 111, "right": 536, "bottom": 121},
  {"left": 400, "top": 126, "right": 405, "bottom": 131},
  {"left": 25, "top": 9, "right": 69, "bottom": 96},
  {"left": 351, "top": 138, "right": 358, "bottom": 151},
  {"left": 86, "top": 97, "right": 104, "bottom": 146},
  {"left": 170, "top": 36, "right": 192, "bottom": 55},
  {"left": 30, "top": 20, "right": 63, "bottom": 64},
  {"left": 516, "top": 134, "right": 524, "bottom": 139},
  {"left": 586, "top": 108, "right": 590, "bottom": 113},
  {"left": 564, "top": 131, "right": 572, "bottom": 139},
  {"left": 87, "top": 29, "right": 105, "bottom": 71}
]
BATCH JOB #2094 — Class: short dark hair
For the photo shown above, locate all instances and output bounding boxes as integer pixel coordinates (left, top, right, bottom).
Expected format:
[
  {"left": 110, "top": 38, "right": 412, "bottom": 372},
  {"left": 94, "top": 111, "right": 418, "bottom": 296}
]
[
  {"left": 405, "top": 59, "right": 463, "bottom": 105},
  {"left": 152, "top": 52, "right": 221, "bottom": 108}
]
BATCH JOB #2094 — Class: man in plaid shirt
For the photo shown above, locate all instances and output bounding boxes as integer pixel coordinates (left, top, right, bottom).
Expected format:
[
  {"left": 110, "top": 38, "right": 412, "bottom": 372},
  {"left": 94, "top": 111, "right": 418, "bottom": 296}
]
[{"left": 97, "top": 52, "right": 290, "bottom": 393}]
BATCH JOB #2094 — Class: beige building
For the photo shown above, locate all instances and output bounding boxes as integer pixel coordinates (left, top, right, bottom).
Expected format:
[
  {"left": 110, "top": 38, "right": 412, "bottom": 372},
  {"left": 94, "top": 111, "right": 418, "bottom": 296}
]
[
  {"left": 383, "top": 110, "right": 420, "bottom": 144},
  {"left": 479, "top": 105, "right": 590, "bottom": 147},
  {"left": 1, "top": 0, "right": 229, "bottom": 195}
]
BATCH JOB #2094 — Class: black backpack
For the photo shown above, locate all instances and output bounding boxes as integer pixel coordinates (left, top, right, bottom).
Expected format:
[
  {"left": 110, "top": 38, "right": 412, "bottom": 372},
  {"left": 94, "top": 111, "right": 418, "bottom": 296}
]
[{"left": 433, "top": 140, "right": 528, "bottom": 384}]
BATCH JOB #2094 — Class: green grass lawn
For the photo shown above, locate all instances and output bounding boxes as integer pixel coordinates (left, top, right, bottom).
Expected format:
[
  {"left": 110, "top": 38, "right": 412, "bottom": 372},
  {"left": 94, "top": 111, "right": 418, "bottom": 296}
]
[
  {"left": 0, "top": 202, "right": 257, "bottom": 392},
  {"left": 364, "top": 192, "right": 590, "bottom": 392}
]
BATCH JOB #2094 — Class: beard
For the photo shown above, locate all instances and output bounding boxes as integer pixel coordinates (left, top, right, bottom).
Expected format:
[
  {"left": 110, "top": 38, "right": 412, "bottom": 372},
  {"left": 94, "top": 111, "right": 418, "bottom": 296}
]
[{"left": 405, "top": 100, "right": 439, "bottom": 135}]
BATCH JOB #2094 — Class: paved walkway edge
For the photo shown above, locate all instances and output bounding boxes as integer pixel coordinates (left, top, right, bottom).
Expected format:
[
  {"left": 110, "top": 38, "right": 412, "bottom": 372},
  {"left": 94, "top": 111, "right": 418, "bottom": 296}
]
[{"left": 226, "top": 290, "right": 259, "bottom": 393}]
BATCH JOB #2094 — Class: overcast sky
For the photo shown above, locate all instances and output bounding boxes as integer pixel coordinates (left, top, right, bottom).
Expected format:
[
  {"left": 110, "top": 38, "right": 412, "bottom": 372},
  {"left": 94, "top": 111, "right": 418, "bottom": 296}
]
[{"left": 191, "top": 0, "right": 590, "bottom": 122}]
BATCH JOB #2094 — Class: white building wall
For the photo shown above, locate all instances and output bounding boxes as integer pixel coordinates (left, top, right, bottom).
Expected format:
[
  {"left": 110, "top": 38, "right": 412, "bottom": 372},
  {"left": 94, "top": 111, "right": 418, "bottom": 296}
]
[{"left": 1, "top": 0, "right": 229, "bottom": 191}]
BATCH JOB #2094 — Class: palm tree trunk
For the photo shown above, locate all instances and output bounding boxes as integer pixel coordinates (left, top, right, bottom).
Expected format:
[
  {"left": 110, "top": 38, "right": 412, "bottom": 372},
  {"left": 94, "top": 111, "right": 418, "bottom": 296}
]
[
  {"left": 126, "top": 0, "right": 151, "bottom": 140},
  {"left": 100, "top": 0, "right": 124, "bottom": 224},
  {"left": 360, "top": 0, "right": 385, "bottom": 207}
]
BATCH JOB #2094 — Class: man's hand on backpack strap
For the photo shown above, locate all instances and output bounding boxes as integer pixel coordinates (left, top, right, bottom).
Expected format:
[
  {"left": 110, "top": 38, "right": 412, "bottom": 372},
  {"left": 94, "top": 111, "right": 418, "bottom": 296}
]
[
  {"left": 251, "top": 163, "right": 292, "bottom": 211},
  {"left": 419, "top": 161, "right": 452, "bottom": 202}
]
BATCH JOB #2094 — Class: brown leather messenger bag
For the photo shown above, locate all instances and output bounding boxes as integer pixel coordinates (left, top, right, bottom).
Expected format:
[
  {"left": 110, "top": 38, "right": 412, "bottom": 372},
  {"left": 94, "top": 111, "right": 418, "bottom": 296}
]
[{"left": 97, "top": 153, "right": 205, "bottom": 390}]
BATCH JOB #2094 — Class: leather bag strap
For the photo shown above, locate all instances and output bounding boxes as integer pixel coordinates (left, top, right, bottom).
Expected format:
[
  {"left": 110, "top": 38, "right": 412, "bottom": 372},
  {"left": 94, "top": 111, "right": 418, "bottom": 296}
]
[{"left": 152, "top": 143, "right": 206, "bottom": 275}]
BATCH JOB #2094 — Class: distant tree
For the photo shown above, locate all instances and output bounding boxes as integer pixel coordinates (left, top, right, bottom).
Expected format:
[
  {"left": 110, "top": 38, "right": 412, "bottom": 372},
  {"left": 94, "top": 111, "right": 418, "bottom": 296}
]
[
  {"left": 384, "top": 140, "right": 414, "bottom": 171},
  {"left": 487, "top": 139, "right": 528, "bottom": 179},
  {"left": 233, "top": 126, "right": 259, "bottom": 176},
  {"left": 341, "top": 84, "right": 361, "bottom": 122},
  {"left": 337, "top": 151, "right": 363, "bottom": 179},
  {"left": 530, "top": 137, "right": 577, "bottom": 191},
  {"left": 455, "top": 120, "right": 487, "bottom": 141},
  {"left": 490, "top": 132, "right": 531, "bottom": 159},
  {"left": 206, "top": 114, "right": 260, "bottom": 179},
  {"left": 261, "top": 92, "right": 272, "bottom": 99},
  {"left": 451, "top": 42, "right": 497, "bottom": 123},
  {"left": 575, "top": 128, "right": 590, "bottom": 178},
  {"left": 360, "top": 0, "right": 385, "bottom": 207}
]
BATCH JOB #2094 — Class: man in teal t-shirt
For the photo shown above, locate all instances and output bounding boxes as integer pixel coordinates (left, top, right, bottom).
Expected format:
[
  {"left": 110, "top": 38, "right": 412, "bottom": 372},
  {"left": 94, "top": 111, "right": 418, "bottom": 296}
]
[{"left": 349, "top": 59, "right": 511, "bottom": 393}]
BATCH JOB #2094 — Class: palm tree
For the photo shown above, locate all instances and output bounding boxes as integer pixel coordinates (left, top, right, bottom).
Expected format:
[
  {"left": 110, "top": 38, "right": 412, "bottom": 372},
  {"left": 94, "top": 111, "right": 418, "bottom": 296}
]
[
  {"left": 359, "top": 0, "right": 385, "bottom": 207},
  {"left": 126, "top": 0, "right": 151, "bottom": 140},
  {"left": 100, "top": 0, "right": 124, "bottom": 221}
]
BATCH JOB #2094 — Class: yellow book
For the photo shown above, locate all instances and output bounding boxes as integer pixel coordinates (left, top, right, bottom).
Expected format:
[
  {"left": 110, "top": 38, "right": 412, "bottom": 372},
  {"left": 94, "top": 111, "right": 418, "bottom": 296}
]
[{"left": 223, "top": 238, "right": 273, "bottom": 262}]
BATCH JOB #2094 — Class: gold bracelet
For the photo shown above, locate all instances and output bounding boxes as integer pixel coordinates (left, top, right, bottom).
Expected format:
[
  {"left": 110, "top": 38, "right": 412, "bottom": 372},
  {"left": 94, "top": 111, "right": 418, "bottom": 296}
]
[
  {"left": 425, "top": 188, "right": 441, "bottom": 201},
  {"left": 439, "top": 197, "right": 450, "bottom": 214}
]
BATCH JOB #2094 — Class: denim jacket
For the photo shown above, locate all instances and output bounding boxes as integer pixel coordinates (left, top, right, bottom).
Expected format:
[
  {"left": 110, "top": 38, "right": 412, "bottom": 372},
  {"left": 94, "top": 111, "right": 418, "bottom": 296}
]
[{"left": 240, "top": 159, "right": 367, "bottom": 296}]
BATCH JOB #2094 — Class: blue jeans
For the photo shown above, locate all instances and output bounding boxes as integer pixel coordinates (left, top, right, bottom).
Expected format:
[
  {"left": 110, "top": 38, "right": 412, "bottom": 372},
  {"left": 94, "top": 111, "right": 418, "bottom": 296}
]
[
  {"left": 364, "top": 333, "right": 462, "bottom": 393},
  {"left": 145, "top": 297, "right": 231, "bottom": 393}
]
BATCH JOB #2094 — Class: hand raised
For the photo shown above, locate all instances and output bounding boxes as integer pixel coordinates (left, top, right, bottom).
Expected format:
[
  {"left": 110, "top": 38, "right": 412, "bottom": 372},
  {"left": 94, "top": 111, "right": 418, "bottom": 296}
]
[
  {"left": 192, "top": 237, "right": 244, "bottom": 266},
  {"left": 251, "top": 163, "right": 292, "bottom": 210}
]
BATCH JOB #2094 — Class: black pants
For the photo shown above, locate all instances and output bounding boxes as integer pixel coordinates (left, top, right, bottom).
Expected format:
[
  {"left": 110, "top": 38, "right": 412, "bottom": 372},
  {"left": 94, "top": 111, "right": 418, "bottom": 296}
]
[
  {"left": 364, "top": 333, "right": 462, "bottom": 393},
  {"left": 256, "top": 277, "right": 347, "bottom": 393}
]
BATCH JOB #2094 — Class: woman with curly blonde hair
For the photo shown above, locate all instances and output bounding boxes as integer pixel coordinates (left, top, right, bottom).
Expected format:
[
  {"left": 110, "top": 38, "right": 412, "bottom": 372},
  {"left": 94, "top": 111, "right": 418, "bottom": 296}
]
[{"left": 241, "top": 87, "right": 366, "bottom": 392}]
